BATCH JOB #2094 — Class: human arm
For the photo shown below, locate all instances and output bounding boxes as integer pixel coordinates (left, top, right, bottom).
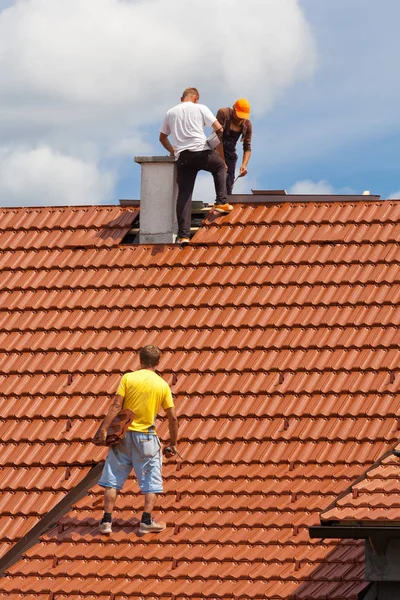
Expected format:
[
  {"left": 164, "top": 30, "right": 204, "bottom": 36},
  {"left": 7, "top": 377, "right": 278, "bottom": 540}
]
[
  {"left": 96, "top": 393, "right": 124, "bottom": 444},
  {"left": 159, "top": 113, "right": 174, "bottom": 156},
  {"left": 212, "top": 119, "right": 224, "bottom": 140},
  {"left": 161, "top": 382, "right": 178, "bottom": 457},
  {"left": 239, "top": 120, "right": 252, "bottom": 177},
  {"left": 213, "top": 109, "right": 227, "bottom": 164},
  {"left": 214, "top": 108, "right": 228, "bottom": 165},
  {"left": 165, "top": 406, "right": 178, "bottom": 449},
  {"left": 201, "top": 105, "right": 224, "bottom": 145},
  {"left": 239, "top": 150, "right": 251, "bottom": 177},
  {"left": 214, "top": 108, "right": 227, "bottom": 144},
  {"left": 212, "top": 120, "right": 226, "bottom": 164},
  {"left": 159, "top": 132, "right": 174, "bottom": 157}
]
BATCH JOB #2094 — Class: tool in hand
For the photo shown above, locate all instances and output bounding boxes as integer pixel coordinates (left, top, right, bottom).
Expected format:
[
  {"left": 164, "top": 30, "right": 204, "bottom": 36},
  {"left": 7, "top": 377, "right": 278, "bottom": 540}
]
[{"left": 163, "top": 446, "right": 184, "bottom": 460}]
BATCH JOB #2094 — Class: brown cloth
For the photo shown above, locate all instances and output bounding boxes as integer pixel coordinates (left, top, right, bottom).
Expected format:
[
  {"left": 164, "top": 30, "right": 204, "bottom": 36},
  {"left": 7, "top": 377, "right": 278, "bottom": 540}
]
[
  {"left": 93, "top": 408, "right": 135, "bottom": 447},
  {"left": 216, "top": 107, "right": 252, "bottom": 152}
]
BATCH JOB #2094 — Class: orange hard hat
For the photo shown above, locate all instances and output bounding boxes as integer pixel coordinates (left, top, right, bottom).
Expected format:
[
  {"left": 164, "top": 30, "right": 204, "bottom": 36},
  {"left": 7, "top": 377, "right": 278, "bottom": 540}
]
[{"left": 233, "top": 98, "right": 251, "bottom": 119}]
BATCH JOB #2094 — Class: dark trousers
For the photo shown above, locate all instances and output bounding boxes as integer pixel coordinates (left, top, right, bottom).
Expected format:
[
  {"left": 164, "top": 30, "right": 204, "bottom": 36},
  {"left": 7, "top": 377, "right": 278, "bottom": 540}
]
[
  {"left": 176, "top": 149, "right": 227, "bottom": 238},
  {"left": 226, "top": 154, "right": 238, "bottom": 195}
]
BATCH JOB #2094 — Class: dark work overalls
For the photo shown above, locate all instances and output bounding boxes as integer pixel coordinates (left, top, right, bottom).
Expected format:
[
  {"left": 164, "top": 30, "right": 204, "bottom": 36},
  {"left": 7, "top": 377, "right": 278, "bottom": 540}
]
[{"left": 222, "top": 108, "right": 249, "bottom": 194}]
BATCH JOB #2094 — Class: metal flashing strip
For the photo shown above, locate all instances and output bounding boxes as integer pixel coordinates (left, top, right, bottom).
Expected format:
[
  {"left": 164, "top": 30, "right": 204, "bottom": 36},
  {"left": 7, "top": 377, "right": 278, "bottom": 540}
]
[
  {"left": 119, "top": 199, "right": 140, "bottom": 207},
  {"left": 251, "top": 189, "right": 287, "bottom": 195},
  {"left": 0, "top": 461, "right": 104, "bottom": 577},
  {"left": 229, "top": 194, "right": 381, "bottom": 204}
]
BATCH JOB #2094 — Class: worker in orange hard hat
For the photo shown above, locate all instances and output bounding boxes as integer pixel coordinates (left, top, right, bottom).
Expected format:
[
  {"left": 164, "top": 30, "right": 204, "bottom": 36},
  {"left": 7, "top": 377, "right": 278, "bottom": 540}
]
[{"left": 216, "top": 98, "right": 252, "bottom": 194}]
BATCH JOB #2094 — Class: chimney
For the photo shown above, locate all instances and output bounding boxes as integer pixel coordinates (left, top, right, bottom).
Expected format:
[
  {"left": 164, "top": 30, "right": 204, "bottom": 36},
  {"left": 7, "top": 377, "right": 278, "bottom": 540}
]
[{"left": 134, "top": 156, "right": 178, "bottom": 244}]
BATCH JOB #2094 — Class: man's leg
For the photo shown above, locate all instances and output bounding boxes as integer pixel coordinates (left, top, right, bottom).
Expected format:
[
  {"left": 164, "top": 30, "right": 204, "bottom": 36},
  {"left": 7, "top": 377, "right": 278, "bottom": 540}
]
[
  {"left": 141, "top": 492, "right": 158, "bottom": 528},
  {"left": 104, "top": 487, "right": 118, "bottom": 512},
  {"left": 226, "top": 155, "right": 237, "bottom": 195},
  {"left": 176, "top": 152, "right": 199, "bottom": 239},
  {"left": 204, "top": 150, "right": 228, "bottom": 205},
  {"left": 144, "top": 492, "right": 157, "bottom": 513},
  {"left": 98, "top": 439, "right": 132, "bottom": 535},
  {"left": 99, "top": 487, "right": 117, "bottom": 534},
  {"left": 131, "top": 433, "right": 165, "bottom": 533}
]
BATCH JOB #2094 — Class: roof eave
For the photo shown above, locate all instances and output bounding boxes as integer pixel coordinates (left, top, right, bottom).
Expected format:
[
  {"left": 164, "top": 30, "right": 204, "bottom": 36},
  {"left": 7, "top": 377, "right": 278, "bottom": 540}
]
[{"left": 309, "top": 524, "right": 400, "bottom": 540}]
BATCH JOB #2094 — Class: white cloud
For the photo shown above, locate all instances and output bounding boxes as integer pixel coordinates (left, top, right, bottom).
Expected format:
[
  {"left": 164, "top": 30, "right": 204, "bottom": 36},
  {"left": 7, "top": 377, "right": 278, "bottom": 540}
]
[
  {"left": 288, "top": 179, "right": 357, "bottom": 195},
  {"left": 195, "top": 176, "right": 364, "bottom": 200},
  {"left": 388, "top": 190, "right": 400, "bottom": 199},
  {"left": 0, "top": 146, "right": 115, "bottom": 205},
  {"left": 0, "top": 0, "right": 315, "bottom": 121},
  {"left": 0, "top": 0, "right": 316, "bottom": 205},
  {"left": 257, "top": 0, "right": 400, "bottom": 173},
  {"left": 289, "top": 179, "right": 335, "bottom": 194},
  {"left": 193, "top": 171, "right": 257, "bottom": 203},
  {"left": 107, "top": 134, "right": 155, "bottom": 159}
]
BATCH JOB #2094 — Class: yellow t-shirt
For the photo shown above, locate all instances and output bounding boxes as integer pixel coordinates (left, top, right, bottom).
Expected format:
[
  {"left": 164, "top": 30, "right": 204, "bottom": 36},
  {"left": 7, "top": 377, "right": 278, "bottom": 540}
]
[{"left": 116, "top": 369, "right": 174, "bottom": 433}]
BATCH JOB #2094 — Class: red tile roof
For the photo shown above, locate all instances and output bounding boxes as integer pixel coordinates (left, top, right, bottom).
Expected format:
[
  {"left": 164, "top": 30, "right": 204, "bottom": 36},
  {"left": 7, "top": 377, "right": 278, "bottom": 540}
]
[
  {"left": 0, "top": 198, "right": 399, "bottom": 599},
  {"left": 319, "top": 444, "right": 400, "bottom": 525}
]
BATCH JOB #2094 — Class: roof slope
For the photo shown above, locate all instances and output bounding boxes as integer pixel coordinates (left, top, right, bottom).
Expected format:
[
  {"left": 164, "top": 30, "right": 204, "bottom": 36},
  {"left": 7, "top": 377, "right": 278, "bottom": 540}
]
[
  {"left": 0, "top": 199, "right": 399, "bottom": 599},
  {"left": 319, "top": 443, "right": 400, "bottom": 525}
]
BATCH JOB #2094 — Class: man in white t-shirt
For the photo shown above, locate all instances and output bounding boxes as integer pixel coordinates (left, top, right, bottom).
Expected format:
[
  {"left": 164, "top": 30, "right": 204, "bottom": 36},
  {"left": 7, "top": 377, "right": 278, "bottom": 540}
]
[{"left": 160, "top": 87, "right": 233, "bottom": 245}]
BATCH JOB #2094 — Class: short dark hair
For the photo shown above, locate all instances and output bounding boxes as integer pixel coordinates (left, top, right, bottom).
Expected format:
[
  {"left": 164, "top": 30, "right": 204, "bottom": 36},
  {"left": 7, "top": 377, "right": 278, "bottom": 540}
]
[
  {"left": 181, "top": 87, "right": 199, "bottom": 100},
  {"left": 139, "top": 345, "right": 161, "bottom": 368}
]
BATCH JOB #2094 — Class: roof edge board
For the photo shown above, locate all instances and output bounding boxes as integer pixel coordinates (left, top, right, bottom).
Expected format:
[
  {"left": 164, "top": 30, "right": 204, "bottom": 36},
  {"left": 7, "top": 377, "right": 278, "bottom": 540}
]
[
  {"left": 0, "top": 461, "right": 104, "bottom": 577},
  {"left": 309, "top": 525, "right": 400, "bottom": 540}
]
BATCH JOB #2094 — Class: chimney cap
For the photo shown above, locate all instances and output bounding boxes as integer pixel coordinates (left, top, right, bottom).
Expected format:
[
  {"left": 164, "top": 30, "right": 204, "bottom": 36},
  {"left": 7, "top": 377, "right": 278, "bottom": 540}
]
[{"left": 134, "top": 156, "right": 175, "bottom": 164}]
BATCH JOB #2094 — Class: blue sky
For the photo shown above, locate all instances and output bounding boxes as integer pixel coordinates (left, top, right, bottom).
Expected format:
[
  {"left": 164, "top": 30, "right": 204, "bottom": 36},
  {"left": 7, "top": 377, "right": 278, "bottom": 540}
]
[
  {"left": 0, "top": 0, "right": 399, "bottom": 205},
  {"left": 263, "top": 0, "right": 400, "bottom": 198},
  {"left": 117, "top": 0, "right": 400, "bottom": 201}
]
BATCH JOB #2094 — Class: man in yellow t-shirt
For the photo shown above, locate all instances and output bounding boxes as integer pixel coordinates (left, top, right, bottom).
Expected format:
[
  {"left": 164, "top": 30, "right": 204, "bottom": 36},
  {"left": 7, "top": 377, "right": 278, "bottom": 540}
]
[{"left": 97, "top": 345, "right": 178, "bottom": 535}]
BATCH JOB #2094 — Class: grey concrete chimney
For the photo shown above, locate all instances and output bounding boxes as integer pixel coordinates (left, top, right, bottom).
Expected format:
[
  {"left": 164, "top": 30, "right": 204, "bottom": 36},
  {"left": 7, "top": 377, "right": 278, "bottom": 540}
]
[{"left": 134, "top": 156, "right": 178, "bottom": 244}]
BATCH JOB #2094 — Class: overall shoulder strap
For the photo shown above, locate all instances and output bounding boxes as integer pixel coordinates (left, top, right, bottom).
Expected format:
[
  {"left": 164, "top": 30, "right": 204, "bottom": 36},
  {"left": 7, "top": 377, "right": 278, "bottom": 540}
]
[{"left": 225, "top": 107, "right": 231, "bottom": 130}]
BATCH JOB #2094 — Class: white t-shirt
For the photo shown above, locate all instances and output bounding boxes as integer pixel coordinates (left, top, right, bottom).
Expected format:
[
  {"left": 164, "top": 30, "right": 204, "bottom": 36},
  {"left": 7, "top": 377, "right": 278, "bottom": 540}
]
[{"left": 160, "top": 102, "right": 216, "bottom": 157}]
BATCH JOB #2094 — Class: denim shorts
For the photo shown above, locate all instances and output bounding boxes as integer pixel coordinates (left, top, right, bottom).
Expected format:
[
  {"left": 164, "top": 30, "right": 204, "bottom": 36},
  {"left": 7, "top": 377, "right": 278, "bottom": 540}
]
[{"left": 98, "top": 431, "right": 163, "bottom": 494}]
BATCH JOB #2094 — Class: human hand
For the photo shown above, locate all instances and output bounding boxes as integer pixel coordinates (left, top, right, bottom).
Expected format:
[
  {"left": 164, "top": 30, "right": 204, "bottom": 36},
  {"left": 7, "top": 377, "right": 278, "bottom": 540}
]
[
  {"left": 163, "top": 445, "right": 177, "bottom": 458},
  {"left": 239, "top": 165, "right": 248, "bottom": 177},
  {"left": 97, "top": 428, "right": 107, "bottom": 445}
]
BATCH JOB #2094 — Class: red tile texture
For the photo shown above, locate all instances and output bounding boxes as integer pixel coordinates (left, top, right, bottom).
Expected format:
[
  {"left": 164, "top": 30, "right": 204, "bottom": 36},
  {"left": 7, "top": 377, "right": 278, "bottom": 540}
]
[
  {"left": 0, "top": 199, "right": 399, "bottom": 600},
  {"left": 320, "top": 444, "right": 400, "bottom": 524}
]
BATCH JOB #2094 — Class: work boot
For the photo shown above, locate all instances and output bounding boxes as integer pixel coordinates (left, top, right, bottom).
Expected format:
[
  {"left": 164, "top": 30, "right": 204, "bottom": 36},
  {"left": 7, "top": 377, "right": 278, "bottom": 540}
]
[
  {"left": 139, "top": 519, "right": 166, "bottom": 534},
  {"left": 177, "top": 237, "right": 190, "bottom": 246},
  {"left": 214, "top": 203, "right": 233, "bottom": 214},
  {"left": 99, "top": 520, "right": 112, "bottom": 535}
]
